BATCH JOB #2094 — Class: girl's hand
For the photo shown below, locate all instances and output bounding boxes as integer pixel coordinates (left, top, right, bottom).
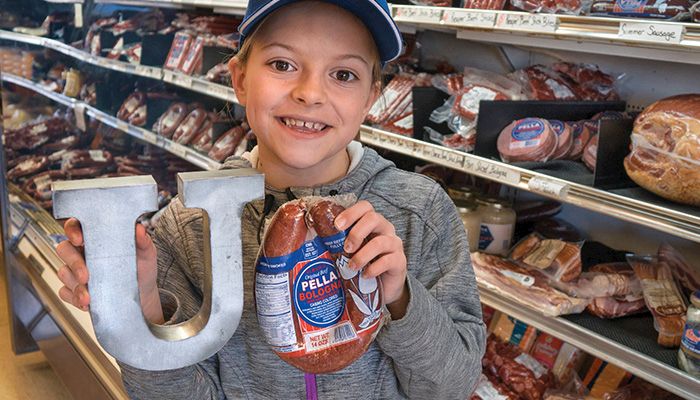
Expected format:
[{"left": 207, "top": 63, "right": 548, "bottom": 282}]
[
  {"left": 334, "top": 201, "right": 409, "bottom": 319},
  {"left": 55, "top": 218, "right": 164, "bottom": 324}
]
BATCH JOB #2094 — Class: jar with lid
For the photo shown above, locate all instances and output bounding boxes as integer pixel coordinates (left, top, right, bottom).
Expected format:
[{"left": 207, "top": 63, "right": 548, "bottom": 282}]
[
  {"left": 678, "top": 290, "right": 700, "bottom": 378},
  {"left": 448, "top": 185, "right": 479, "bottom": 207},
  {"left": 476, "top": 197, "right": 516, "bottom": 256},
  {"left": 455, "top": 200, "right": 481, "bottom": 251}
]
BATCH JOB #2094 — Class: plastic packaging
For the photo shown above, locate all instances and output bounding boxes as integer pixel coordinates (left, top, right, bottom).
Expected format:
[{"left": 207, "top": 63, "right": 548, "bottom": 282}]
[
  {"left": 509, "top": 233, "right": 583, "bottom": 283},
  {"left": 462, "top": 0, "right": 508, "bottom": 9},
  {"left": 628, "top": 255, "right": 687, "bottom": 348},
  {"left": 510, "top": 0, "right": 593, "bottom": 14},
  {"left": 254, "top": 195, "right": 387, "bottom": 373},
  {"left": 497, "top": 118, "right": 559, "bottom": 163},
  {"left": 589, "top": 0, "right": 694, "bottom": 21},
  {"left": 678, "top": 290, "right": 700, "bottom": 378}
]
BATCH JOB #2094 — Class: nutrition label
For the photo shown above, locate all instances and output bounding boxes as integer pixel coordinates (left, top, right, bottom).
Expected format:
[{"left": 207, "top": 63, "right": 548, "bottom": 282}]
[{"left": 255, "top": 272, "right": 297, "bottom": 347}]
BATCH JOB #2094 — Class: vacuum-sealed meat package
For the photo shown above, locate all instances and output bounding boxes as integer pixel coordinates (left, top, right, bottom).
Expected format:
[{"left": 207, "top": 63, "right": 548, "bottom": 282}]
[
  {"left": 497, "top": 118, "right": 559, "bottom": 163},
  {"left": 255, "top": 196, "right": 386, "bottom": 373},
  {"left": 509, "top": 233, "right": 583, "bottom": 282},
  {"left": 624, "top": 94, "right": 700, "bottom": 206}
]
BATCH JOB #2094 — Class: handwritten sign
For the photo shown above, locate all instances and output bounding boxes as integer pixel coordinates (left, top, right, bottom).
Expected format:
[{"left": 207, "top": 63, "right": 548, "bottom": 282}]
[
  {"left": 73, "top": 103, "right": 87, "bottom": 132},
  {"left": 464, "top": 158, "right": 521, "bottom": 185},
  {"left": 527, "top": 177, "right": 569, "bottom": 198},
  {"left": 394, "top": 6, "right": 443, "bottom": 24},
  {"left": 442, "top": 10, "right": 496, "bottom": 28},
  {"left": 618, "top": 22, "right": 684, "bottom": 44},
  {"left": 496, "top": 13, "right": 557, "bottom": 32}
]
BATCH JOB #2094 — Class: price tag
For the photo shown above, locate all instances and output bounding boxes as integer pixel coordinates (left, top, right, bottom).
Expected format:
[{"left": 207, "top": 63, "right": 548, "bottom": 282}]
[
  {"left": 172, "top": 73, "right": 194, "bottom": 88},
  {"left": 394, "top": 6, "right": 443, "bottom": 24},
  {"left": 141, "top": 130, "right": 158, "bottom": 145},
  {"left": 208, "top": 83, "right": 231, "bottom": 100},
  {"left": 73, "top": 103, "right": 87, "bottom": 132},
  {"left": 442, "top": 10, "right": 496, "bottom": 28},
  {"left": 495, "top": 13, "right": 558, "bottom": 32},
  {"left": 463, "top": 158, "right": 521, "bottom": 185},
  {"left": 618, "top": 22, "right": 684, "bottom": 44},
  {"left": 165, "top": 142, "right": 188, "bottom": 159},
  {"left": 527, "top": 176, "right": 569, "bottom": 198},
  {"left": 135, "top": 64, "right": 158, "bottom": 78},
  {"left": 116, "top": 120, "right": 130, "bottom": 133},
  {"left": 111, "top": 61, "right": 128, "bottom": 73}
]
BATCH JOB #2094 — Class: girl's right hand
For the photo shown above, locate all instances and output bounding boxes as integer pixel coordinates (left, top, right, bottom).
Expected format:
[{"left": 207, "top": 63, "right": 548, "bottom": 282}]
[{"left": 55, "top": 218, "right": 164, "bottom": 323}]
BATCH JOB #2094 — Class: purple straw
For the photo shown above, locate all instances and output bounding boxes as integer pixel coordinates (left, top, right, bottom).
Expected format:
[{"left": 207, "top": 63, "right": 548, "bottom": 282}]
[{"left": 305, "top": 373, "right": 318, "bottom": 400}]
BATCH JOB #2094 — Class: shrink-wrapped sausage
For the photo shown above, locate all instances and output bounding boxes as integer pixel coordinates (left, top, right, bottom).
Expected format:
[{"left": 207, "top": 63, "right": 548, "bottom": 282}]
[
  {"left": 255, "top": 196, "right": 385, "bottom": 373},
  {"left": 171, "top": 108, "right": 207, "bottom": 142},
  {"left": 153, "top": 102, "right": 188, "bottom": 138},
  {"left": 7, "top": 155, "right": 49, "bottom": 180},
  {"left": 117, "top": 92, "right": 146, "bottom": 121},
  {"left": 208, "top": 125, "right": 246, "bottom": 162}
]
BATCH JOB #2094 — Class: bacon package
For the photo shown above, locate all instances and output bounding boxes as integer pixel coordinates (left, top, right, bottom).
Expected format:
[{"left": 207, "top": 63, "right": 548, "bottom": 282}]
[{"left": 254, "top": 196, "right": 386, "bottom": 373}]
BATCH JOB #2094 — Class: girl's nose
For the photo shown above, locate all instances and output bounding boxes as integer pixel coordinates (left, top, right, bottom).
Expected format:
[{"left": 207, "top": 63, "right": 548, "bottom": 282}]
[{"left": 292, "top": 72, "right": 327, "bottom": 106}]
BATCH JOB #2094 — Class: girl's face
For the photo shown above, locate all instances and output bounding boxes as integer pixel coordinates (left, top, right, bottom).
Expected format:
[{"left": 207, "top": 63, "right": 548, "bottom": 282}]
[{"left": 230, "top": 2, "right": 380, "bottom": 187}]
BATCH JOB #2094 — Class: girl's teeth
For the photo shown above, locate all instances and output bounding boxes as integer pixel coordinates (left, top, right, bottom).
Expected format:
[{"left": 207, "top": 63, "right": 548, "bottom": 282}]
[{"left": 283, "top": 118, "right": 326, "bottom": 131}]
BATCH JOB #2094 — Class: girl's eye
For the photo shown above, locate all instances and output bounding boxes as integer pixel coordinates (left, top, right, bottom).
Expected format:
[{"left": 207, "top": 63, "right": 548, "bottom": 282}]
[
  {"left": 272, "top": 60, "right": 294, "bottom": 72},
  {"left": 334, "top": 70, "right": 358, "bottom": 82}
]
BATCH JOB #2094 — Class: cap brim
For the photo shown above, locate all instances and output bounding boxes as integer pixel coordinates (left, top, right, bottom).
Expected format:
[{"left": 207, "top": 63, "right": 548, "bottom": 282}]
[{"left": 239, "top": 0, "right": 403, "bottom": 64}]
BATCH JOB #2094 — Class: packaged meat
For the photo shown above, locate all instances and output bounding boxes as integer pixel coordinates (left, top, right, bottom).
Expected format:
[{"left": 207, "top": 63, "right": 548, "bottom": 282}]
[
  {"left": 589, "top": 0, "right": 693, "bottom": 20},
  {"left": 511, "top": 0, "right": 589, "bottom": 14},
  {"left": 21, "top": 170, "right": 66, "bottom": 209},
  {"left": 511, "top": 65, "right": 577, "bottom": 101},
  {"left": 367, "top": 75, "right": 414, "bottom": 124},
  {"left": 38, "top": 134, "right": 80, "bottom": 154},
  {"left": 255, "top": 196, "right": 386, "bottom": 373},
  {"left": 164, "top": 31, "right": 193, "bottom": 71},
  {"left": 552, "top": 63, "right": 620, "bottom": 102},
  {"left": 497, "top": 118, "right": 558, "bottom": 163},
  {"left": 179, "top": 36, "right": 204, "bottom": 75},
  {"left": 550, "top": 269, "right": 643, "bottom": 299},
  {"left": 658, "top": 243, "right": 700, "bottom": 293},
  {"left": 582, "top": 133, "right": 598, "bottom": 172},
  {"left": 566, "top": 121, "right": 593, "bottom": 160},
  {"left": 624, "top": 94, "right": 700, "bottom": 206},
  {"left": 603, "top": 379, "right": 684, "bottom": 400},
  {"left": 530, "top": 334, "right": 584, "bottom": 385},
  {"left": 549, "top": 120, "right": 574, "bottom": 160},
  {"left": 171, "top": 108, "right": 208, "bottom": 143},
  {"left": 509, "top": 233, "right": 583, "bottom": 283},
  {"left": 483, "top": 336, "right": 556, "bottom": 400},
  {"left": 208, "top": 125, "right": 246, "bottom": 162},
  {"left": 191, "top": 123, "right": 215, "bottom": 153},
  {"left": 629, "top": 255, "right": 687, "bottom": 347},
  {"left": 128, "top": 104, "right": 147, "bottom": 127},
  {"left": 586, "top": 296, "right": 648, "bottom": 319},
  {"left": 7, "top": 155, "right": 49, "bottom": 180},
  {"left": 463, "top": 0, "right": 508, "bottom": 9},
  {"left": 693, "top": 0, "right": 700, "bottom": 21},
  {"left": 153, "top": 102, "right": 188, "bottom": 138},
  {"left": 470, "top": 373, "right": 520, "bottom": 400},
  {"left": 471, "top": 252, "right": 589, "bottom": 316},
  {"left": 116, "top": 92, "right": 146, "bottom": 121}
]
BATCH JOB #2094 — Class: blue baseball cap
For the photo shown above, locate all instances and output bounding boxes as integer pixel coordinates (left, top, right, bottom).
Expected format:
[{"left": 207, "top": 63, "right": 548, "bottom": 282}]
[{"left": 238, "top": 0, "right": 403, "bottom": 65}]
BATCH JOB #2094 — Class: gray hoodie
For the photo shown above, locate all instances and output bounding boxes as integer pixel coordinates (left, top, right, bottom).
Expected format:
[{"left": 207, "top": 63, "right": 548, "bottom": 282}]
[{"left": 119, "top": 145, "right": 486, "bottom": 399}]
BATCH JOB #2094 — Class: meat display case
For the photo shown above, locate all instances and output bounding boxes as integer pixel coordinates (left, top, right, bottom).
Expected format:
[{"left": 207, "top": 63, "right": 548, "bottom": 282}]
[{"left": 1, "top": 1, "right": 700, "bottom": 399}]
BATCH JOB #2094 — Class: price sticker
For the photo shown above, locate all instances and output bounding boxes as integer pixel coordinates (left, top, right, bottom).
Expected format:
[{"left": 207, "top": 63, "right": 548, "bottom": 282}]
[
  {"left": 165, "top": 141, "right": 188, "bottom": 159},
  {"left": 73, "top": 103, "right": 87, "bottom": 132},
  {"left": 173, "top": 73, "right": 194, "bottom": 88},
  {"left": 116, "top": 120, "right": 130, "bottom": 133},
  {"left": 135, "top": 64, "right": 157, "bottom": 78},
  {"left": 528, "top": 176, "right": 569, "bottom": 198},
  {"left": 208, "top": 83, "right": 231, "bottom": 100},
  {"left": 110, "top": 61, "right": 128, "bottom": 73},
  {"left": 618, "top": 22, "right": 684, "bottom": 44},
  {"left": 141, "top": 130, "right": 158, "bottom": 145},
  {"left": 394, "top": 6, "right": 443, "bottom": 23},
  {"left": 442, "top": 10, "right": 496, "bottom": 28},
  {"left": 464, "top": 158, "right": 521, "bottom": 185},
  {"left": 496, "top": 13, "right": 558, "bottom": 32}
]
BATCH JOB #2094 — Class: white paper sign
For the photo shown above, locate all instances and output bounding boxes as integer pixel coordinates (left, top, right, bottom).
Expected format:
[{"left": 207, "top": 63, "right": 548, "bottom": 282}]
[
  {"left": 73, "top": 103, "right": 87, "bottom": 132},
  {"left": 618, "top": 22, "right": 684, "bottom": 44},
  {"left": 442, "top": 10, "right": 496, "bottom": 28},
  {"left": 394, "top": 6, "right": 443, "bottom": 23},
  {"left": 527, "top": 176, "right": 569, "bottom": 198},
  {"left": 496, "top": 13, "right": 557, "bottom": 32},
  {"left": 464, "top": 158, "right": 521, "bottom": 185}
]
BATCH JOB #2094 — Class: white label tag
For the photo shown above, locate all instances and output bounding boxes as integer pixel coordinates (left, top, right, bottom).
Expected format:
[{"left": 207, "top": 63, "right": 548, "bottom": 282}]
[
  {"left": 116, "top": 121, "right": 130, "bottom": 133},
  {"left": 618, "top": 22, "right": 684, "bottom": 44},
  {"left": 528, "top": 177, "right": 569, "bottom": 198},
  {"left": 496, "top": 13, "right": 558, "bottom": 32},
  {"left": 135, "top": 64, "right": 158, "bottom": 78},
  {"left": 89, "top": 150, "right": 106, "bottom": 163},
  {"left": 73, "top": 4, "right": 83, "bottom": 28},
  {"left": 442, "top": 10, "right": 496, "bottom": 28},
  {"left": 111, "top": 61, "right": 128, "bottom": 73},
  {"left": 165, "top": 141, "right": 188, "bottom": 159},
  {"left": 73, "top": 103, "right": 87, "bottom": 132},
  {"left": 463, "top": 158, "right": 521, "bottom": 185},
  {"left": 173, "top": 73, "right": 194, "bottom": 88},
  {"left": 394, "top": 6, "right": 443, "bottom": 23},
  {"left": 141, "top": 130, "right": 158, "bottom": 145},
  {"left": 208, "top": 84, "right": 231, "bottom": 100},
  {"left": 499, "top": 269, "right": 535, "bottom": 287}
]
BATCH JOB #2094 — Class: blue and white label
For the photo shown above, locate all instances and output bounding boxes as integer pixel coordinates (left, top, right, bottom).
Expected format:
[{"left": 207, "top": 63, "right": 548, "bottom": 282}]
[
  {"left": 614, "top": 0, "right": 645, "bottom": 12},
  {"left": 681, "top": 326, "right": 700, "bottom": 355},
  {"left": 510, "top": 119, "right": 545, "bottom": 150},
  {"left": 294, "top": 260, "right": 345, "bottom": 328},
  {"left": 549, "top": 120, "right": 564, "bottom": 136}
]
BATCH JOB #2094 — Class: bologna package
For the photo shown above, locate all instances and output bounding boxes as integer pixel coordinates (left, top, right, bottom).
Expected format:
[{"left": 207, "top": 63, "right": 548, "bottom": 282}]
[{"left": 254, "top": 195, "right": 386, "bottom": 373}]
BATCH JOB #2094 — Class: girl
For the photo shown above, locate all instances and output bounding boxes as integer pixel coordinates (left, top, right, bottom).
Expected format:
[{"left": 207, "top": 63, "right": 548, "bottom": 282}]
[{"left": 56, "top": 1, "right": 486, "bottom": 398}]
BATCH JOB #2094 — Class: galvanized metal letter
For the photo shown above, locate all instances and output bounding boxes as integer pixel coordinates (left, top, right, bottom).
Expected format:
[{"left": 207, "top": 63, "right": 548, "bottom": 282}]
[{"left": 52, "top": 169, "right": 263, "bottom": 370}]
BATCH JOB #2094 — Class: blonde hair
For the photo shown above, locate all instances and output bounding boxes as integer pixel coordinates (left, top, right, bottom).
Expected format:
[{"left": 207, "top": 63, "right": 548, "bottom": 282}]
[{"left": 233, "top": 14, "right": 383, "bottom": 86}]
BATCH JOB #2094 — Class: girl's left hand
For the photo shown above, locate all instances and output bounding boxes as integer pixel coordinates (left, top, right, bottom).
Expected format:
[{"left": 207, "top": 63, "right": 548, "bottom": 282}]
[{"left": 334, "top": 200, "right": 409, "bottom": 319}]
